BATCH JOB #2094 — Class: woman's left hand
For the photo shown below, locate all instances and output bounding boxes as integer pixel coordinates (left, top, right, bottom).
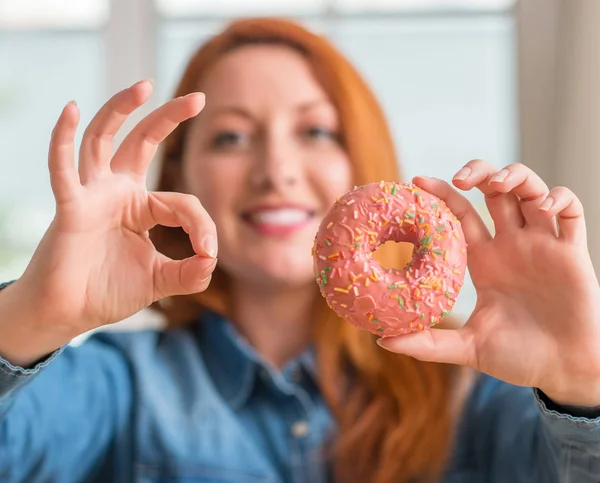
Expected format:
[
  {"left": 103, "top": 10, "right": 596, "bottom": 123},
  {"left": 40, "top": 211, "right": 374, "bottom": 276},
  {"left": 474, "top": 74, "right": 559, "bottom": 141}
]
[{"left": 378, "top": 160, "right": 600, "bottom": 407}]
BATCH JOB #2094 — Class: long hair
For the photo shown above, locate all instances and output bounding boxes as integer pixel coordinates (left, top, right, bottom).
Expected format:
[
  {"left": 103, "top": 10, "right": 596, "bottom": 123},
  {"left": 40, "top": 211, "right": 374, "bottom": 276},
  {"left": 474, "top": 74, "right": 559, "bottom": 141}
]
[{"left": 150, "top": 17, "right": 461, "bottom": 483}]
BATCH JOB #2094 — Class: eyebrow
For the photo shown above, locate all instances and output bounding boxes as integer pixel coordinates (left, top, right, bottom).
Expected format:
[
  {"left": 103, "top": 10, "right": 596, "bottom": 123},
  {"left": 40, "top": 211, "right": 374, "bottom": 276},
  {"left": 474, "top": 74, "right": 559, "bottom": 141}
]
[
  {"left": 208, "top": 106, "right": 255, "bottom": 120},
  {"left": 296, "top": 99, "right": 333, "bottom": 112},
  {"left": 208, "top": 99, "right": 334, "bottom": 120}
]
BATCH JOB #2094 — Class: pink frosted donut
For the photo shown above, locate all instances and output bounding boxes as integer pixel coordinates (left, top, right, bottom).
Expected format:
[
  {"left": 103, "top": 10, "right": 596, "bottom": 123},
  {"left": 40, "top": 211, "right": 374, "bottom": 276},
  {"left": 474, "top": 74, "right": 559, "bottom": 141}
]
[{"left": 312, "top": 181, "right": 467, "bottom": 337}]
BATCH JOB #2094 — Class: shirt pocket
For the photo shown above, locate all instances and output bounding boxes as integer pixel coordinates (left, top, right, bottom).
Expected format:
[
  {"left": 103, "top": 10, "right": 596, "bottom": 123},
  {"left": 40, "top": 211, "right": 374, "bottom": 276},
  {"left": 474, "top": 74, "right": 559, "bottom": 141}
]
[{"left": 134, "top": 463, "right": 278, "bottom": 483}]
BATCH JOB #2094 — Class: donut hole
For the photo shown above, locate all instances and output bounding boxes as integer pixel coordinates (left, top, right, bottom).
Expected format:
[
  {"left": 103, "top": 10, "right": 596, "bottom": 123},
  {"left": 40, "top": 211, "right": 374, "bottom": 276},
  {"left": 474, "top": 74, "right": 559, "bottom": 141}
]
[{"left": 372, "top": 241, "right": 414, "bottom": 271}]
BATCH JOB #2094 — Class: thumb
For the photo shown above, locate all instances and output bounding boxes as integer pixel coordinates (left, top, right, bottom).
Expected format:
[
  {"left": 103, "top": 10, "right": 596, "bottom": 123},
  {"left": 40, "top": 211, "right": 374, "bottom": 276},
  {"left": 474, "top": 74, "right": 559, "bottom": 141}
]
[
  {"left": 376, "top": 327, "right": 477, "bottom": 367},
  {"left": 153, "top": 253, "right": 217, "bottom": 299}
]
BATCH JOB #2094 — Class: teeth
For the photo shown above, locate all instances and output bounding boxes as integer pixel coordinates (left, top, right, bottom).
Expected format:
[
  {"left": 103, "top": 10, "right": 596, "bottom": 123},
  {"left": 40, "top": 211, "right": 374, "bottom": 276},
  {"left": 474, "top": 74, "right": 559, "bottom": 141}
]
[{"left": 249, "top": 209, "right": 310, "bottom": 226}]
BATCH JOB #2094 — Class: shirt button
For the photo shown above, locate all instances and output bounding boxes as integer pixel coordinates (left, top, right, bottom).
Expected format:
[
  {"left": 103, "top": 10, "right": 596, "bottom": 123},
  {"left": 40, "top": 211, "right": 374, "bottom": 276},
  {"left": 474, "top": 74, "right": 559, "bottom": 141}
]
[{"left": 291, "top": 420, "right": 309, "bottom": 438}]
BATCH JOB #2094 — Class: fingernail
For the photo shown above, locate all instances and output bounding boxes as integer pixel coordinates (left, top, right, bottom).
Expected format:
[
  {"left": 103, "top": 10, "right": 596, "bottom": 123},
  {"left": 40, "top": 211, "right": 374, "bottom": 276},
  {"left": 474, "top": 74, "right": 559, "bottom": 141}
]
[
  {"left": 132, "top": 78, "right": 154, "bottom": 88},
  {"left": 184, "top": 92, "right": 205, "bottom": 100},
  {"left": 489, "top": 169, "right": 509, "bottom": 184},
  {"left": 539, "top": 196, "right": 554, "bottom": 211},
  {"left": 67, "top": 100, "right": 77, "bottom": 106},
  {"left": 204, "top": 257, "right": 218, "bottom": 271},
  {"left": 453, "top": 167, "right": 472, "bottom": 181},
  {"left": 202, "top": 234, "right": 218, "bottom": 258},
  {"left": 376, "top": 338, "right": 390, "bottom": 351}
]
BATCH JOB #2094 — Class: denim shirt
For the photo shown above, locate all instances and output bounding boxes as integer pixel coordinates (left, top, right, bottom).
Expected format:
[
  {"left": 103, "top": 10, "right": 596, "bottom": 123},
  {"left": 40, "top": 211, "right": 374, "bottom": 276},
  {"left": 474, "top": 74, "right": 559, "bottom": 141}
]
[{"left": 1, "top": 295, "right": 600, "bottom": 482}]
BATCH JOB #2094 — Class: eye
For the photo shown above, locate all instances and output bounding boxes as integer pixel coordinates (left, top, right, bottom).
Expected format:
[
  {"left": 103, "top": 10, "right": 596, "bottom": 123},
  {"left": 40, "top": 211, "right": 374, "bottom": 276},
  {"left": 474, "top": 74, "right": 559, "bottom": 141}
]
[
  {"left": 304, "top": 126, "right": 337, "bottom": 141},
  {"left": 212, "top": 131, "right": 247, "bottom": 148}
]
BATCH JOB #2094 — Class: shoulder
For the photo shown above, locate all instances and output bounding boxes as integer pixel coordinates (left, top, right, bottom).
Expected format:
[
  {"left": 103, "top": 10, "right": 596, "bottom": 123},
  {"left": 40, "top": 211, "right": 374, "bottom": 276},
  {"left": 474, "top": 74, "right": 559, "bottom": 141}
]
[
  {"left": 85, "top": 324, "right": 217, "bottom": 418},
  {"left": 84, "top": 326, "right": 199, "bottom": 366}
]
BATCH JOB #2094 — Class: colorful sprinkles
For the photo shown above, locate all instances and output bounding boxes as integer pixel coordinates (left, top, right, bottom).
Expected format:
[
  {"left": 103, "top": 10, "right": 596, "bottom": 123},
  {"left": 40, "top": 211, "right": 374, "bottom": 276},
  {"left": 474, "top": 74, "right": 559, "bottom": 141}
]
[{"left": 312, "top": 181, "right": 467, "bottom": 337}]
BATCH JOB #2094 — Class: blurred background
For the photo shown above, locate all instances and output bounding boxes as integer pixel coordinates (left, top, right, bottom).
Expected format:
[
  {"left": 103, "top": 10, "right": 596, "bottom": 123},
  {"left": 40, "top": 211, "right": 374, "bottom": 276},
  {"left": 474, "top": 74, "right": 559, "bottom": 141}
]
[{"left": 0, "top": 0, "right": 596, "bottom": 324}]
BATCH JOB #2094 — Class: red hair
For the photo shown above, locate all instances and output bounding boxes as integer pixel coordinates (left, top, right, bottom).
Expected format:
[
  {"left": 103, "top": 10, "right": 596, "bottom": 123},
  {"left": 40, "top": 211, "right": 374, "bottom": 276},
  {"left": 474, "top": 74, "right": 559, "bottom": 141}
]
[{"left": 150, "top": 17, "right": 461, "bottom": 483}]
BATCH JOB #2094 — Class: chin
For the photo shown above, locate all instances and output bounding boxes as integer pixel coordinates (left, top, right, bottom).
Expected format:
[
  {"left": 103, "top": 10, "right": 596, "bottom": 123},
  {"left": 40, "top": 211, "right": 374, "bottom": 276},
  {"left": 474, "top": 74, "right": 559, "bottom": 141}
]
[
  {"left": 244, "top": 247, "right": 315, "bottom": 288},
  {"left": 260, "top": 271, "right": 314, "bottom": 289}
]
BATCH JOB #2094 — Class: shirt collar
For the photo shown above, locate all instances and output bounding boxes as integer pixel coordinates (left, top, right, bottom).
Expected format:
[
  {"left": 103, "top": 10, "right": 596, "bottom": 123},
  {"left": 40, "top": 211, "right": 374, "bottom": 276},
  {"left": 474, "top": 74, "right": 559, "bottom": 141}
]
[
  {"left": 297, "top": 345, "right": 318, "bottom": 382},
  {"left": 195, "top": 310, "right": 318, "bottom": 410}
]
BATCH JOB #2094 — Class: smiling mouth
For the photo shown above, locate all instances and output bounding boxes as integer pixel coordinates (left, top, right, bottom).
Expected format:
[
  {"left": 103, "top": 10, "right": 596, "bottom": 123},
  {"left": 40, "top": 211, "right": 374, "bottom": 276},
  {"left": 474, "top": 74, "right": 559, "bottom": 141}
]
[{"left": 241, "top": 208, "right": 317, "bottom": 236}]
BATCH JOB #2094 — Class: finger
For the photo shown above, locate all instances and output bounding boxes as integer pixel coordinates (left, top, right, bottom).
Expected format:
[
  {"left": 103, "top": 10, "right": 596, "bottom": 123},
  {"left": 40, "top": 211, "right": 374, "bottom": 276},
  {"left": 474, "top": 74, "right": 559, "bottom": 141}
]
[
  {"left": 413, "top": 176, "right": 492, "bottom": 246},
  {"left": 453, "top": 159, "right": 524, "bottom": 232},
  {"left": 147, "top": 191, "right": 217, "bottom": 258},
  {"left": 539, "top": 186, "right": 586, "bottom": 244},
  {"left": 79, "top": 79, "right": 153, "bottom": 183},
  {"left": 377, "top": 326, "right": 477, "bottom": 367},
  {"left": 153, "top": 253, "right": 216, "bottom": 299},
  {"left": 48, "top": 101, "right": 82, "bottom": 203},
  {"left": 111, "top": 93, "right": 205, "bottom": 177},
  {"left": 488, "top": 163, "right": 555, "bottom": 233}
]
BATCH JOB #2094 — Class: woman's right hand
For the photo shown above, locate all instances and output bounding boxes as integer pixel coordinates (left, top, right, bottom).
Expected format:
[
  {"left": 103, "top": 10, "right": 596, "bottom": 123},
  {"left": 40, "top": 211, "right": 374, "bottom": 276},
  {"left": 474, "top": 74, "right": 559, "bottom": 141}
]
[{"left": 0, "top": 81, "right": 217, "bottom": 362}]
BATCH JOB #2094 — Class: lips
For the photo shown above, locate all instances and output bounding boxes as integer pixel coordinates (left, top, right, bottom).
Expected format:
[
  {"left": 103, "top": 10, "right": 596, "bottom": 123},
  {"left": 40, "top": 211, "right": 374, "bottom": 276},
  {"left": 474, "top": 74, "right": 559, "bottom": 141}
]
[{"left": 242, "top": 205, "right": 317, "bottom": 236}]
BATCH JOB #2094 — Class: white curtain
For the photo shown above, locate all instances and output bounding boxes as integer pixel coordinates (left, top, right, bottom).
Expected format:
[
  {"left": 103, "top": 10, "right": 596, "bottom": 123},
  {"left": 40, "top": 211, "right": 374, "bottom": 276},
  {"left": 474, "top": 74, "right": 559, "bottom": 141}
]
[{"left": 517, "top": 0, "right": 600, "bottom": 269}]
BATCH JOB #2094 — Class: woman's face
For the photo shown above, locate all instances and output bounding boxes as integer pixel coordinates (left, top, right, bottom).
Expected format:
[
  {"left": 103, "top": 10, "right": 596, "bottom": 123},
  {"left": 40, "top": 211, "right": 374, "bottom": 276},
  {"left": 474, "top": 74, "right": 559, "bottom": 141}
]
[{"left": 181, "top": 44, "right": 353, "bottom": 289}]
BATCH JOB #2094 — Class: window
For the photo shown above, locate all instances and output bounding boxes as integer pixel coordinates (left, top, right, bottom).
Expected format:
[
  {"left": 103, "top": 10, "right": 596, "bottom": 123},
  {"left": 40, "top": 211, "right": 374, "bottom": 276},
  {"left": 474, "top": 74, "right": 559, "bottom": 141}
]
[
  {"left": 1, "top": 0, "right": 518, "bottom": 318},
  {"left": 0, "top": 0, "right": 108, "bottom": 281},
  {"left": 155, "top": 0, "right": 325, "bottom": 17},
  {"left": 336, "top": 0, "right": 515, "bottom": 13},
  {"left": 0, "top": 0, "right": 108, "bottom": 29}
]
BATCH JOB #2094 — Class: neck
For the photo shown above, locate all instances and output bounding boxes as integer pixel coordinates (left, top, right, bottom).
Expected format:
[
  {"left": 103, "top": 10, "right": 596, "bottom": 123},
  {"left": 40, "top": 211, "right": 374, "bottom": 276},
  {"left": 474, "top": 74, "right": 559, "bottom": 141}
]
[{"left": 231, "top": 279, "right": 317, "bottom": 368}]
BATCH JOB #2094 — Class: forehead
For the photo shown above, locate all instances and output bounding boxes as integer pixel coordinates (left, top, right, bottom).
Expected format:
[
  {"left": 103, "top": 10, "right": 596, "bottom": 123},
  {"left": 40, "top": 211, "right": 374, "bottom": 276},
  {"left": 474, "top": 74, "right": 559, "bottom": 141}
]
[{"left": 199, "top": 44, "right": 330, "bottom": 110}]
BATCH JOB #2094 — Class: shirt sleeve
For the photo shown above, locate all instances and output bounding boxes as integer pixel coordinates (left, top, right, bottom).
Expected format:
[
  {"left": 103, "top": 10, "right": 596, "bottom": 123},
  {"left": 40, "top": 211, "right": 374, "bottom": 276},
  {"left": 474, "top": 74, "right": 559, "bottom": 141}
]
[
  {"left": 0, "top": 282, "right": 134, "bottom": 482},
  {"left": 461, "top": 375, "right": 600, "bottom": 482},
  {"left": 534, "top": 388, "right": 600, "bottom": 481}
]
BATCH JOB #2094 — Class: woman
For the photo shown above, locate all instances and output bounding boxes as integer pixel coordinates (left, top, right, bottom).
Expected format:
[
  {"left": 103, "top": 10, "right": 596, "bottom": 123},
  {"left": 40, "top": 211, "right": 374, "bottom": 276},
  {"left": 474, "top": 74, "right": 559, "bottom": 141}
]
[{"left": 0, "top": 17, "right": 599, "bottom": 483}]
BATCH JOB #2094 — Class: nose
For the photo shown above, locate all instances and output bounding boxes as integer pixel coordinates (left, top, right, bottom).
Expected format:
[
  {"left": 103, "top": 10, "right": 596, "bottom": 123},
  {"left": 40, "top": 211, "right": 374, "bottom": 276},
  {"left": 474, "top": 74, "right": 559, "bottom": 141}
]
[
  {"left": 250, "top": 164, "right": 297, "bottom": 191},
  {"left": 249, "top": 131, "right": 301, "bottom": 192}
]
